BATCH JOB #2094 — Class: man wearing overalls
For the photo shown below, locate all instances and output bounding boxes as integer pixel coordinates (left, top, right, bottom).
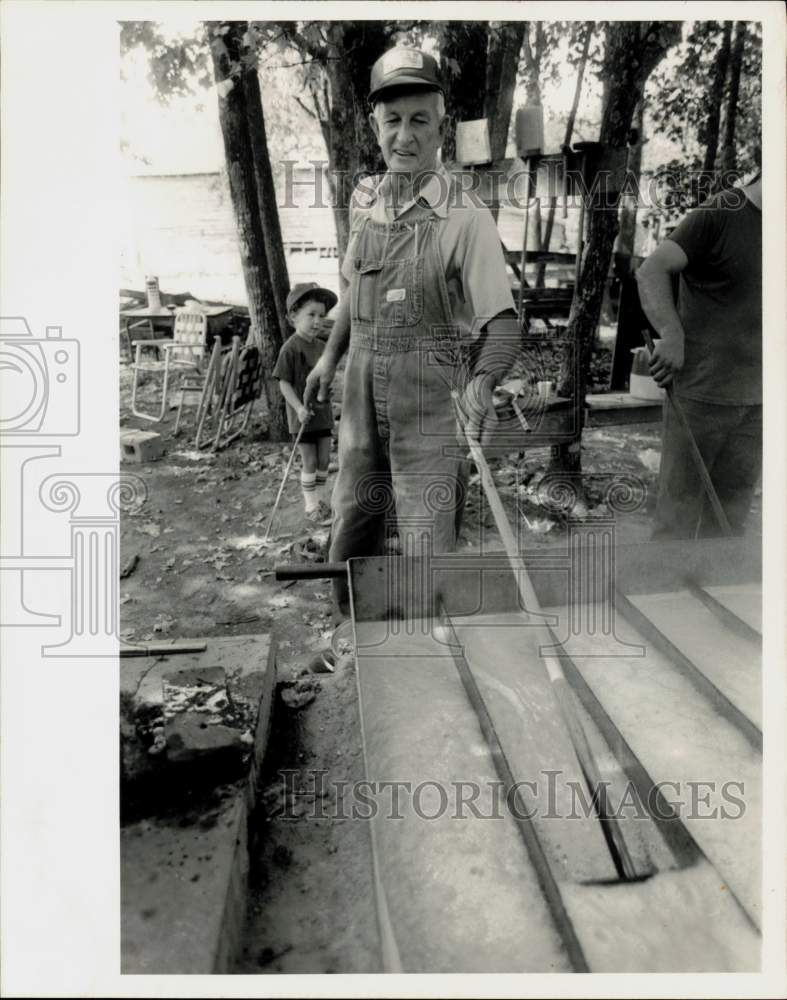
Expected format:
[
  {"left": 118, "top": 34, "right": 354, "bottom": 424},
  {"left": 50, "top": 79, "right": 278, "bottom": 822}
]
[{"left": 305, "top": 48, "right": 518, "bottom": 616}]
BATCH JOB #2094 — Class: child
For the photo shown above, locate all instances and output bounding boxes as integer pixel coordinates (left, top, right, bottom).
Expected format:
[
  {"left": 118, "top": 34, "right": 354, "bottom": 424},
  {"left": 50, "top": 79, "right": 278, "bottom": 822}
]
[{"left": 272, "top": 282, "right": 338, "bottom": 524}]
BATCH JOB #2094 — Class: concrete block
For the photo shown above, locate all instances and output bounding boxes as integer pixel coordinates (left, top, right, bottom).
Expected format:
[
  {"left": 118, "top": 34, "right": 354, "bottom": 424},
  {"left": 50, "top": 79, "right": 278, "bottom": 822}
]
[
  {"left": 121, "top": 635, "right": 276, "bottom": 817},
  {"left": 165, "top": 712, "right": 246, "bottom": 764},
  {"left": 121, "top": 428, "right": 164, "bottom": 463},
  {"left": 121, "top": 791, "right": 248, "bottom": 974},
  {"left": 121, "top": 633, "right": 277, "bottom": 973}
]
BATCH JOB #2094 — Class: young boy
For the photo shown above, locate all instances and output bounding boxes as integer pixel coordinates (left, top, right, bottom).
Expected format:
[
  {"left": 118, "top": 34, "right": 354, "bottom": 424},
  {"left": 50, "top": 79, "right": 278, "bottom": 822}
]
[{"left": 272, "top": 282, "right": 338, "bottom": 524}]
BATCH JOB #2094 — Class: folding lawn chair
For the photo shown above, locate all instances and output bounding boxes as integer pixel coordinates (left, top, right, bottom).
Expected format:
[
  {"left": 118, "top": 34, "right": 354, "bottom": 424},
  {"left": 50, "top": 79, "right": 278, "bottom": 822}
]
[
  {"left": 188, "top": 335, "right": 263, "bottom": 451},
  {"left": 130, "top": 308, "right": 207, "bottom": 422}
]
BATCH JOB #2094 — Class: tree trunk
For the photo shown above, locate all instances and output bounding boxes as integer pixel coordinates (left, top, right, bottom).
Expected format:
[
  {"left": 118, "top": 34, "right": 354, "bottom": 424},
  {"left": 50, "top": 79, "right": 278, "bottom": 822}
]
[
  {"left": 550, "top": 21, "right": 681, "bottom": 485},
  {"left": 537, "top": 21, "right": 593, "bottom": 286},
  {"left": 439, "top": 21, "right": 491, "bottom": 162},
  {"left": 700, "top": 22, "right": 732, "bottom": 174},
  {"left": 615, "top": 99, "right": 644, "bottom": 268},
  {"left": 718, "top": 21, "right": 746, "bottom": 177},
  {"left": 208, "top": 21, "right": 287, "bottom": 440},
  {"left": 243, "top": 66, "right": 291, "bottom": 341},
  {"left": 321, "top": 22, "right": 388, "bottom": 269},
  {"left": 485, "top": 22, "right": 526, "bottom": 161}
]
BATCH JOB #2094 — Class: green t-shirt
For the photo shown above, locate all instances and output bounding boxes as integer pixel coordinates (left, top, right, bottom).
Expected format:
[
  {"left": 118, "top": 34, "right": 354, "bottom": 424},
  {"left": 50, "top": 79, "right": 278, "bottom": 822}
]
[
  {"left": 272, "top": 332, "right": 334, "bottom": 434},
  {"left": 666, "top": 190, "right": 761, "bottom": 405}
]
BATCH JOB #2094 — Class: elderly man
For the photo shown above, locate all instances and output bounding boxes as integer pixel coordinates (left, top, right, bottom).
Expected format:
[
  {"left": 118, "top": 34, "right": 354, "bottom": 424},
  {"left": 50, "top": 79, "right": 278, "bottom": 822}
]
[
  {"left": 305, "top": 47, "right": 518, "bottom": 614},
  {"left": 637, "top": 173, "right": 762, "bottom": 538}
]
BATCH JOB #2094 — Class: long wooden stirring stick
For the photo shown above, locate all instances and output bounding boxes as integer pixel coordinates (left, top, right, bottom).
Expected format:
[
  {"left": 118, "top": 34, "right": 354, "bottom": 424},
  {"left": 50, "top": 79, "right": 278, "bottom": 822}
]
[{"left": 451, "top": 389, "right": 643, "bottom": 881}]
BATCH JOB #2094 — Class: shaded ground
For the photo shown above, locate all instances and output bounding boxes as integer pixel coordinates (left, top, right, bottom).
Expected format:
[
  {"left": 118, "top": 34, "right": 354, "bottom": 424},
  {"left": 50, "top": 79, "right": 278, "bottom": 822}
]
[{"left": 119, "top": 359, "right": 760, "bottom": 973}]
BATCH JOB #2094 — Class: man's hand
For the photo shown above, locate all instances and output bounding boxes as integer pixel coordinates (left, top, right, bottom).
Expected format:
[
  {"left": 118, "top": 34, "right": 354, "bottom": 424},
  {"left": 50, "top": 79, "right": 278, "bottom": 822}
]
[
  {"left": 648, "top": 336, "right": 684, "bottom": 388},
  {"left": 460, "top": 373, "right": 498, "bottom": 447},
  {"left": 303, "top": 354, "right": 337, "bottom": 408},
  {"left": 296, "top": 404, "right": 311, "bottom": 425}
]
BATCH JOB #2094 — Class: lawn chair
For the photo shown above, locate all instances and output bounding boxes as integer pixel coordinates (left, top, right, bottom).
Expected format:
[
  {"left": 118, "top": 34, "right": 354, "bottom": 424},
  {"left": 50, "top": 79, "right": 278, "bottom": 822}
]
[
  {"left": 173, "top": 337, "right": 225, "bottom": 438},
  {"left": 185, "top": 336, "right": 263, "bottom": 451},
  {"left": 130, "top": 309, "right": 207, "bottom": 422}
]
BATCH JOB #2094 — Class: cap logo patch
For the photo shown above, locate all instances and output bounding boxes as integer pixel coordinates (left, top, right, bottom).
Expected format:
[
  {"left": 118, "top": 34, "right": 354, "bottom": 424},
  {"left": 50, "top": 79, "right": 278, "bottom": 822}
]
[{"left": 382, "top": 49, "right": 423, "bottom": 75}]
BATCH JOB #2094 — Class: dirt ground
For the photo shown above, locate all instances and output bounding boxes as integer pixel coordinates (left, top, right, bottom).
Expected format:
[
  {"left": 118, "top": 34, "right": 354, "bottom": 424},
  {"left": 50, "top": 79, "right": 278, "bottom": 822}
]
[{"left": 119, "top": 360, "right": 760, "bottom": 972}]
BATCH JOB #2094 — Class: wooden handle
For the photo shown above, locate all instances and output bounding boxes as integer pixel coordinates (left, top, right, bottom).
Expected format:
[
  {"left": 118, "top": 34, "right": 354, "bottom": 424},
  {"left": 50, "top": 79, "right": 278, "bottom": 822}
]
[{"left": 451, "top": 390, "right": 644, "bottom": 881}]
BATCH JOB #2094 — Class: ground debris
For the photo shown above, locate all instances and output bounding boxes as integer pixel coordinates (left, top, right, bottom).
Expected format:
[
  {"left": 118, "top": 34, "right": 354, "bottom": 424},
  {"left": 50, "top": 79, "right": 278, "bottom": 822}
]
[
  {"left": 215, "top": 613, "right": 260, "bottom": 627},
  {"left": 279, "top": 675, "right": 320, "bottom": 710},
  {"left": 120, "top": 553, "right": 139, "bottom": 579}
]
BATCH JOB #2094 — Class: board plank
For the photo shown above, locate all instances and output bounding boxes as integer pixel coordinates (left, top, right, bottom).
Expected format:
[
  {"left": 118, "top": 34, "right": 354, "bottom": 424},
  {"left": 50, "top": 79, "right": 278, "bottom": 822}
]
[
  {"left": 354, "top": 620, "right": 574, "bottom": 973},
  {"left": 561, "top": 858, "right": 759, "bottom": 972},
  {"left": 450, "top": 612, "right": 620, "bottom": 885},
  {"left": 545, "top": 604, "right": 762, "bottom": 928},
  {"left": 704, "top": 583, "right": 762, "bottom": 635},
  {"left": 628, "top": 590, "right": 762, "bottom": 729}
]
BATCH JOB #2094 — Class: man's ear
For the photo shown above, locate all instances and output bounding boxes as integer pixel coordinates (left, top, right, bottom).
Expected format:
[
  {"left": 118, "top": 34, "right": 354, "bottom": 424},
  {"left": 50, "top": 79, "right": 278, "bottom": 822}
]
[{"left": 369, "top": 109, "right": 381, "bottom": 142}]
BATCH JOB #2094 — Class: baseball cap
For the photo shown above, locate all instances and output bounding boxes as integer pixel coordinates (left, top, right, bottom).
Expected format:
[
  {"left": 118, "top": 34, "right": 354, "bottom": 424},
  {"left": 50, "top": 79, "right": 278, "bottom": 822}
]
[
  {"left": 368, "top": 48, "right": 443, "bottom": 104},
  {"left": 286, "top": 282, "right": 338, "bottom": 316}
]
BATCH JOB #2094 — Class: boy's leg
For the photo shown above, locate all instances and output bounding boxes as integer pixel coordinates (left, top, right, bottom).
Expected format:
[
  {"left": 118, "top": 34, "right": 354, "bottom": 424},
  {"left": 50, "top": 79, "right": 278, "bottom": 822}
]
[
  {"left": 299, "top": 441, "right": 319, "bottom": 513},
  {"left": 315, "top": 434, "right": 332, "bottom": 506}
]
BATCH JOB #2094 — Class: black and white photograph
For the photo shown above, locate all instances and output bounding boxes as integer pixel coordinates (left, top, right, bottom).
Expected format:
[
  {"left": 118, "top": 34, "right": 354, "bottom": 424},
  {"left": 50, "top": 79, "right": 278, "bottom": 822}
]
[{"left": 1, "top": 1, "right": 785, "bottom": 995}]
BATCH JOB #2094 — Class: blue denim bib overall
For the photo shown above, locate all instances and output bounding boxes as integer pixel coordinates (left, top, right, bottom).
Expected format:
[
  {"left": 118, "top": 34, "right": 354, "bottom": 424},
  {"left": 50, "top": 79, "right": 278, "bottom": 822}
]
[{"left": 329, "top": 198, "right": 466, "bottom": 602}]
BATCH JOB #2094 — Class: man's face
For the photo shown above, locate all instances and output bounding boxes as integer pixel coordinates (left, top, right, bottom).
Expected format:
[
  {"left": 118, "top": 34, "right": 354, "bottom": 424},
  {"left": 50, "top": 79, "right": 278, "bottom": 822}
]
[{"left": 370, "top": 90, "right": 447, "bottom": 178}]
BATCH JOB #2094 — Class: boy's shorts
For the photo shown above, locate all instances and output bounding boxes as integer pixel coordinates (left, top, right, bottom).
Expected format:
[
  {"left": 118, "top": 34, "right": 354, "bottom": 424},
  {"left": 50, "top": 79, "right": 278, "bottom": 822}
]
[{"left": 294, "top": 429, "right": 333, "bottom": 445}]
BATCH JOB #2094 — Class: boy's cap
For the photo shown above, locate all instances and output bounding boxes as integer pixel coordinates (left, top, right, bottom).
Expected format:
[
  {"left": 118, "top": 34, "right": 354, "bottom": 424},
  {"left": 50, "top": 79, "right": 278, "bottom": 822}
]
[
  {"left": 286, "top": 282, "right": 338, "bottom": 315},
  {"left": 369, "top": 48, "right": 443, "bottom": 104}
]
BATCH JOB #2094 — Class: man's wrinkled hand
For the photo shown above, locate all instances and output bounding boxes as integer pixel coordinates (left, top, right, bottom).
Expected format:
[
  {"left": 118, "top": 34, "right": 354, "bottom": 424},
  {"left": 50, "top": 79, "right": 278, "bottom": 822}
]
[
  {"left": 460, "top": 374, "right": 499, "bottom": 447},
  {"left": 648, "top": 337, "right": 684, "bottom": 388},
  {"left": 304, "top": 354, "right": 336, "bottom": 408}
]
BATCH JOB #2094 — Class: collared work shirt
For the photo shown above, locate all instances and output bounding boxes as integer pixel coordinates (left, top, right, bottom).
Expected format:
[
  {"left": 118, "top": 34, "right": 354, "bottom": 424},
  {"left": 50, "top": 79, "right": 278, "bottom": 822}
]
[{"left": 341, "top": 166, "right": 515, "bottom": 338}]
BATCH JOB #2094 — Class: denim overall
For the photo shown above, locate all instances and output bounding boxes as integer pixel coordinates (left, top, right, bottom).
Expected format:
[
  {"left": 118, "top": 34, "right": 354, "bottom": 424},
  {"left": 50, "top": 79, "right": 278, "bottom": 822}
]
[{"left": 330, "top": 196, "right": 466, "bottom": 613}]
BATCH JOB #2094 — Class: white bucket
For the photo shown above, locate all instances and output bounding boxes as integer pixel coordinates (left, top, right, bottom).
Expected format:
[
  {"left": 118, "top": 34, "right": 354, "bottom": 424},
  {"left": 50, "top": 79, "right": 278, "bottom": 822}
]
[{"left": 629, "top": 372, "right": 665, "bottom": 401}]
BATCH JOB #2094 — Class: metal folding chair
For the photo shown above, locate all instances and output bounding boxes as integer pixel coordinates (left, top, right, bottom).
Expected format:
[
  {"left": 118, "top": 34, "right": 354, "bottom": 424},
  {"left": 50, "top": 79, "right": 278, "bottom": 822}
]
[
  {"left": 130, "top": 309, "right": 207, "bottom": 422},
  {"left": 188, "top": 335, "right": 263, "bottom": 451}
]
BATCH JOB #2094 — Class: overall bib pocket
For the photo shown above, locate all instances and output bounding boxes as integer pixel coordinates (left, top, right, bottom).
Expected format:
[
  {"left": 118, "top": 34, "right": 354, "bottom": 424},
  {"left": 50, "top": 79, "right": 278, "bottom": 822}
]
[{"left": 352, "top": 256, "right": 424, "bottom": 328}]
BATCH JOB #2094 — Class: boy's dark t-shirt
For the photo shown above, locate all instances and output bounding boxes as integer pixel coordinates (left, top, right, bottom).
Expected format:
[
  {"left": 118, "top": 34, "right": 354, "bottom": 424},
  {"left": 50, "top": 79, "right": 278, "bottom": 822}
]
[
  {"left": 272, "top": 332, "right": 334, "bottom": 434},
  {"left": 666, "top": 189, "right": 762, "bottom": 405}
]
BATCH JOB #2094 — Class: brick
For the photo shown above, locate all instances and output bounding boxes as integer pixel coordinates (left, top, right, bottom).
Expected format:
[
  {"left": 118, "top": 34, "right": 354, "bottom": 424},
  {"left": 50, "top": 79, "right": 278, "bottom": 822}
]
[{"left": 121, "top": 428, "right": 164, "bottom": 464}]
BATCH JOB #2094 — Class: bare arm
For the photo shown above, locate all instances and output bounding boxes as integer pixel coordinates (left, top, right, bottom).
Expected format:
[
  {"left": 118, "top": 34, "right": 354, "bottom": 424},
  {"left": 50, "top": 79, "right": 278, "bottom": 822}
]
[
  {"left": 635, "top": 239, "right": 689, "bottom": 387},
  {"left": 278, "top": 379, "right": 309, "bottom": 423},
  {"left": 303, "top": 293, "right": 351, "bottom": 407}
]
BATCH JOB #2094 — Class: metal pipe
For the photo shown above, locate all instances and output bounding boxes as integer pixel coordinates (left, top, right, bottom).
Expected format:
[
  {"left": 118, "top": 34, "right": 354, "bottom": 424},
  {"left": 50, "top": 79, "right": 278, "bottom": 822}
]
[{"left": 274, "top": 561, "right": 347, "bottom": 581}]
